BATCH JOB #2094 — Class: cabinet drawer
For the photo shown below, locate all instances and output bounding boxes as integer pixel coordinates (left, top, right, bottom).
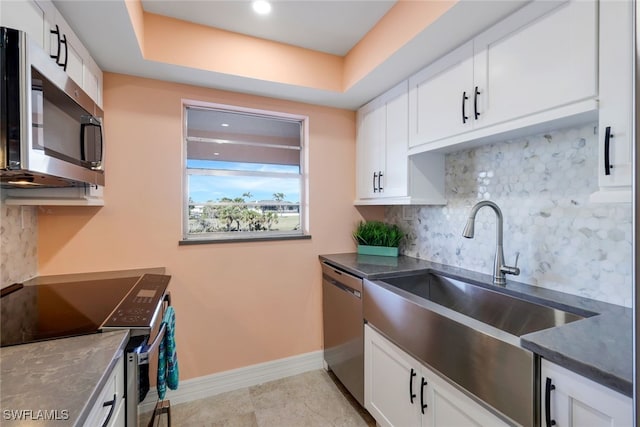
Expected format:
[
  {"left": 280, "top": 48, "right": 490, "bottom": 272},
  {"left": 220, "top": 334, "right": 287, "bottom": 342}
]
[{"left": 83, "top": 355, "right": 124, "bottom": 427}]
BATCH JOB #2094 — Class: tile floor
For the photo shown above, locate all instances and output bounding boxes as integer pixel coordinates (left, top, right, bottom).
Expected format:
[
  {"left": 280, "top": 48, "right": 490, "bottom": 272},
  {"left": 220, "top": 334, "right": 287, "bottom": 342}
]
[{"left": 140, "top": 370, "right": 376, "bottom": 427}]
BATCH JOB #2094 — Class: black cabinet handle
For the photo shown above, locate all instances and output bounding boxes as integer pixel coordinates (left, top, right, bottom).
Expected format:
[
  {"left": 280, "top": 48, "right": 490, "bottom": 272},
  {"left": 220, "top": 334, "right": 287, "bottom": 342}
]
[
  {"left": 101, "top": 393, "right": 117, "bottom": 427},
  {"left": 420, "top": 377, "right": 428, "bottom": 414},
  {"left": 409, "top": 368, "right": 417, "bottom": 404},
  {"left": 474, "top": 86, "right": 481, "bottom": 120},
  {"left": 60, "top": 34, "right": 68, "bottom": 71},
  {"left": 378, "top": 171, "right": 383, "bottom": 192},
  {"left": 545, "top": 378, "right": 556, "bottom": 427},
  {"left": 604, "top": 126, "right": 614, "bottom": 176},
  {"left": 373, "top": 172, "right": 378, "bottom": 193},
  {"left": 461, "top": 91, "right": 469, "bottom": 124},
  {"left": 50, "top": 25, "right": 61, "bottom": 62}
]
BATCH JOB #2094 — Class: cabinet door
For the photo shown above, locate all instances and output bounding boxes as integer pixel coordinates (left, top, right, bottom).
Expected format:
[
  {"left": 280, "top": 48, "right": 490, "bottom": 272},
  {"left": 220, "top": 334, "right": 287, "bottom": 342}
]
[
  {"left": 108, "top": 399, "right": 125, "bottom": 427},
  {"left": 425, "top": 364, "right": 510, "bottom": 427},
  {"left": 63, "top": 37, "right": 84, "bottom": 86},
  {"left": 0, "top": 0, "right": 46, "bottom": 49},
  {"left": 356, "top": 100, "right": 385, "bottom": 199},
  {"left": 381, "top": 82, "right": 408, "bottom": 198},
  {"left": 49, "top": 9, "right": 84, "bottom": 87},
  {"left": 365, "top": 325, "right": 423, "bottom": 427},
  {"left": 593, "top": 0, "right": 633, "bottom": 196},
  {"left": 84, "top": 58, "right": 104, "bottom": 108},
  {"left": 409, "top": 41, "right": 474, "bottom": 148},
  {"left": 541, "top": 360, "right": 632, "bottom": 427},
  {"left": 474, "top": 0, "right": 597, "bottom": 128}
]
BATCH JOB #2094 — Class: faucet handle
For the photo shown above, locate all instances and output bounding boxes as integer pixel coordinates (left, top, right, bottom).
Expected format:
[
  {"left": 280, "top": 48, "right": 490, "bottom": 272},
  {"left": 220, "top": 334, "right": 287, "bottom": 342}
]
[{"left": 501, "top": 252, "right": 520, "bottom": 276}]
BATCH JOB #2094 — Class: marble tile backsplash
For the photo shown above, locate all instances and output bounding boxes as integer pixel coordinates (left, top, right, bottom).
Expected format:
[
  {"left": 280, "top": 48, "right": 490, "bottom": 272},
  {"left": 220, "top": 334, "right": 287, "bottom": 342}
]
[
  {"left": 1, "top": 202, "right": 38, "bottom": 287},
  {"left": 387, "top": 123, "right": 633, "bottom": 307}
]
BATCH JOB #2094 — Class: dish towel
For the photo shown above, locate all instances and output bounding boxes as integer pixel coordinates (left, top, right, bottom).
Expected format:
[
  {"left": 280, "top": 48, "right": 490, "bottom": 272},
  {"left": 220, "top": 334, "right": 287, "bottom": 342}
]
[{"left": 157, "top": 306, "right": 179, "bottom": 400}]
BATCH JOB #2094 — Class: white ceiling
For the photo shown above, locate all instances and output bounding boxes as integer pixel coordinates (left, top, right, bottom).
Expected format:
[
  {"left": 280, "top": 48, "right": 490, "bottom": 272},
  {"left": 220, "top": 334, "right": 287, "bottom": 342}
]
[
  {"left": 140, "top": 0, "right": 396, "bottom": 56},
  {"left": 52, "top": 0, "right": 528, "bottom": 110}
]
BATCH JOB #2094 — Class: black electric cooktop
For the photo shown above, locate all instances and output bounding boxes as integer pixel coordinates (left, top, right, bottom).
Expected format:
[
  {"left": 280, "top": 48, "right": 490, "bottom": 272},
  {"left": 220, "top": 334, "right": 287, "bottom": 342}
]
[{"left": 0, "top": 276, "right": 139, "bottom": 347}]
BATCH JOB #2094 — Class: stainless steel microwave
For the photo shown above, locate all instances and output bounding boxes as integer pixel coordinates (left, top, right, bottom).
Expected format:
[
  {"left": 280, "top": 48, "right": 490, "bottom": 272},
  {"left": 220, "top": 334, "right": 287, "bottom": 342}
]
[{"left": 0, "top": 26, "right": 104, "bottom": 188}]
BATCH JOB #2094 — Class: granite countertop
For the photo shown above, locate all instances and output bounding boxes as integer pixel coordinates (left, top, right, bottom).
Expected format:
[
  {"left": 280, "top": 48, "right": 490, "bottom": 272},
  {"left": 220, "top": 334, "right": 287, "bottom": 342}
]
[
  {"left": 0, "top": 331, "right": 129, "bottom": 426},
  {"left": 320, "top": 253, "right": 632, "bottom": 397}
]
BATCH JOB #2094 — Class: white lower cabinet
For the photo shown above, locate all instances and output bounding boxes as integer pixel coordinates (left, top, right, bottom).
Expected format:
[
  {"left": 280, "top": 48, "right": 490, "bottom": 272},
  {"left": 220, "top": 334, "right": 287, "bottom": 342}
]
[
  {"left": 83, "top": 353, "right": 125, "bottom": 427},
  {"left": 541, "top": 359, "right": 632, "bottom": 427},
  {"left": 365, "top": 324, "right": 510, "bottom": 427}
]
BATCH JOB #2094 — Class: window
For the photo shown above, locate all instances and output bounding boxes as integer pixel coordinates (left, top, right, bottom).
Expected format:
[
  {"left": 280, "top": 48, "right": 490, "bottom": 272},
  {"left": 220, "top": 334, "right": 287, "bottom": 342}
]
[{"left": 182, "top": 103, "right": 308, "bottom": 242}]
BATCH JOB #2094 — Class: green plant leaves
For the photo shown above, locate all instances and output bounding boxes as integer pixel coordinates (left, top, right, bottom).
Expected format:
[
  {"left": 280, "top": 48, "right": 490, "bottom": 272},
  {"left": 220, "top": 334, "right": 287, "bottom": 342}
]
[{"left": 353, "top": 221, "right": 404, "bottom": 247}]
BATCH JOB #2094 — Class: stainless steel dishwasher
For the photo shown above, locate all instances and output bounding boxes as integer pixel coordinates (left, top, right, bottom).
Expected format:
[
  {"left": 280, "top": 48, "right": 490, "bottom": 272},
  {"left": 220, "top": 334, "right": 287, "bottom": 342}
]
[{"left": 322, "top": 262, "right": 364, "bottom": 406}]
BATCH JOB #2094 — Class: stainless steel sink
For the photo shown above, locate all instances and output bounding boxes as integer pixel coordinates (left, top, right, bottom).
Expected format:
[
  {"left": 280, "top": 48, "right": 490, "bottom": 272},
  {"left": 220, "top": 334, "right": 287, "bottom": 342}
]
[
  {"left": 363, "top": 272, "right": 594, "bottom": 427},
  {"left": 383, "top": 273, "right": 586, "bottom": 336}
]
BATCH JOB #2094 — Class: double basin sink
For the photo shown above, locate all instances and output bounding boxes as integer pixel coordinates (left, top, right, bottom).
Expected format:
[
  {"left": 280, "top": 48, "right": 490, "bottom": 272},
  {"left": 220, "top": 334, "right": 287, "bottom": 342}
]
[{"left": 364, "top": 272, "right": 593, "bottom": 427}]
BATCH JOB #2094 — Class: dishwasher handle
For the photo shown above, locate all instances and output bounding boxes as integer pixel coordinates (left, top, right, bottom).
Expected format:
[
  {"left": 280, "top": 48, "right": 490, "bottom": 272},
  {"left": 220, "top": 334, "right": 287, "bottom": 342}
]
[{"left": 324, "top": 276, "right": 361, "bottom": 299}]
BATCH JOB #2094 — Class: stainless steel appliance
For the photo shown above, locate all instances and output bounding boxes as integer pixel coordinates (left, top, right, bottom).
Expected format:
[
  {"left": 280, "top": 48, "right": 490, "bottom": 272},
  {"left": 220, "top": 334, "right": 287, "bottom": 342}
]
[
  {"left": 0, "top": 273, "right": 171, "bottom": 426},
  {"left": 321, "top": 262, "right": 364, "bottom": 406},
  {"left": 0, "top": 26, "right": 104, "bottom": 188}
]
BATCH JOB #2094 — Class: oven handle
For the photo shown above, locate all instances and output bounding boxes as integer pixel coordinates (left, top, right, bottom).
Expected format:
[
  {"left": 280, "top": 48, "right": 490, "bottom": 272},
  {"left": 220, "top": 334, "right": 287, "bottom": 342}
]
[
  {"left": 137, "top": 323, "right": 166, "bottom": 366},
  {"left": 137, "top": 293, "right": 171, "bottom": 366}
]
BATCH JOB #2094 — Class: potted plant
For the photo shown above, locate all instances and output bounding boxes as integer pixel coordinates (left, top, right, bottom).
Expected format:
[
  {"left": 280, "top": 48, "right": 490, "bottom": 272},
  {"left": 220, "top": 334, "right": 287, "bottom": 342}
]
[{"left": 353, "top": 220, "right": 404, "bottom": 257}]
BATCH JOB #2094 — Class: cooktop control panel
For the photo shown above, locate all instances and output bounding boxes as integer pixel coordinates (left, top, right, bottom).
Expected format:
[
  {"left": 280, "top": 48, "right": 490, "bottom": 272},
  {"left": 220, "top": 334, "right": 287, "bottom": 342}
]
[{"left": 102, "top": 274, "right": 170, "bottom": 329}]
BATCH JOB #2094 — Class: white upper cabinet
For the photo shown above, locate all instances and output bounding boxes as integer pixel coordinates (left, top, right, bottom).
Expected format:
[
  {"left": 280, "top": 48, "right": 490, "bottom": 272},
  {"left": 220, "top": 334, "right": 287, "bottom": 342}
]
[
  {"left": 541, "top": 359, "right": 632, "bottom": 427},
  {"left": 590, "top": 0, "right": 633, "bottom": 203},
  {"left": 356, "top": 96, "right": 386, "bottom": 200},
  {"left": 408, "top": 41, "right": 475, "bottom": 147},
  {"left": 474, "top": 0, "right": 597, "bottom": 128},
  {"left": 356, "top": 82, "right": 446, "bottom": 205},
  {"left": 0, "top": 0, "right": 103, "bottom": 107},
  {"left": 0, "top": 0, "right": 46, "bottom": 49},
  {"left": 409, "top": 0, "right": 598, "bottom": 153},
  {"left": 384, "top": 86, "right": 412, "bottom": 198}
]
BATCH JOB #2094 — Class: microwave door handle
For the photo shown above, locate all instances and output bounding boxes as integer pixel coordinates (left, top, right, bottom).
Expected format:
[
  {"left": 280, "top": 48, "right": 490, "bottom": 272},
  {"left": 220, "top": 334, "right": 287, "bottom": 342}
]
[
  {"left": 95, "top": 124, "right": 104, "bottom": 170},
  {"left": 80, "top": 123, "right": 87, "bottom": 162},
  {"left": 80, "top": 121, "right": 104, "bottom": 170}
]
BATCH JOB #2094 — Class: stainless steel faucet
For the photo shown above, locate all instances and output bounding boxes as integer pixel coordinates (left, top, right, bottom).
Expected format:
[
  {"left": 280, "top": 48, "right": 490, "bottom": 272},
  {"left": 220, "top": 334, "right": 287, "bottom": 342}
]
[{"left": 462, "top": 200, "right": 520, "bottom": 286}]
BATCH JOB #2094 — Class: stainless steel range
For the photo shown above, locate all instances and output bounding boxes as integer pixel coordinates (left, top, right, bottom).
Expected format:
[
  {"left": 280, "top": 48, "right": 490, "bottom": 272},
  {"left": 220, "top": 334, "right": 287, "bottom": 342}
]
[{"left": 0, "top": 272, "right": 171, "bottom": 426}]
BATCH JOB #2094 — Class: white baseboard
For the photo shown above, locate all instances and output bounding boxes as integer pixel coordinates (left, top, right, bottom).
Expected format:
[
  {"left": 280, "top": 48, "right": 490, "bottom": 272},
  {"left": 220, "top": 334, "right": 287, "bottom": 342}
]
[{"left": 139, "top": 350, "right": 324, "bottom": 413}]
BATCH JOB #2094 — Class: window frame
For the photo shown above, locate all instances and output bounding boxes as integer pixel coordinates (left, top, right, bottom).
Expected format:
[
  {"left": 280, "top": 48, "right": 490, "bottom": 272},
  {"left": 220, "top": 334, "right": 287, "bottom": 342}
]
[{"left": 181, "top": 100, "right": 310, "bottom": 243}]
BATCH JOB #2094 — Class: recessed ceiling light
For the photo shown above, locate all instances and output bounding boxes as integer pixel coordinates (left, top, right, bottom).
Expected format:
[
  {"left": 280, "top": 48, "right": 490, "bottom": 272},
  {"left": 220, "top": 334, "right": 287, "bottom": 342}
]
[
  {"left": 252, "top": 0, "right": 271, "bottom": 15},
  {"left": 221, "top": 123, "right": 229, "bottom": 127}
]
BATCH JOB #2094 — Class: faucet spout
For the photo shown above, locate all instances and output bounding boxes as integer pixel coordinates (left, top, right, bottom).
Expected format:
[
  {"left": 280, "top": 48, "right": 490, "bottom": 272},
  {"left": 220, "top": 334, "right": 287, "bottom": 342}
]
[{"left": 462, "top": 200, "right": 518, "bottom": 286}]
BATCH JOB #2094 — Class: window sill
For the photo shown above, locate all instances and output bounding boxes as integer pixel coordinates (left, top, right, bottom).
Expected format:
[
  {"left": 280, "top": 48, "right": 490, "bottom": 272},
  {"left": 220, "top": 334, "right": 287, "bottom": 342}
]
[{"left": 179, "top": 234, "right": 312, "bottom": 245}]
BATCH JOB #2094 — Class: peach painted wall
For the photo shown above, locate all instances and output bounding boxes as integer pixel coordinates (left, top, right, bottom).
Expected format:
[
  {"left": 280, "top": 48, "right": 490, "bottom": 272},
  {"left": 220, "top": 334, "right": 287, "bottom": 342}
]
[
  {"left": 343, "top": 0, "right": 456, "bottom": 90},
  {"left": 38, "top": 73, "right": 383, "bottom": 380},
  {"left": 123, "top": 0, "right": 456, "bottom": 95},
  {"left": 143, "top": 12, "right": 343, "bottom": 92}
]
